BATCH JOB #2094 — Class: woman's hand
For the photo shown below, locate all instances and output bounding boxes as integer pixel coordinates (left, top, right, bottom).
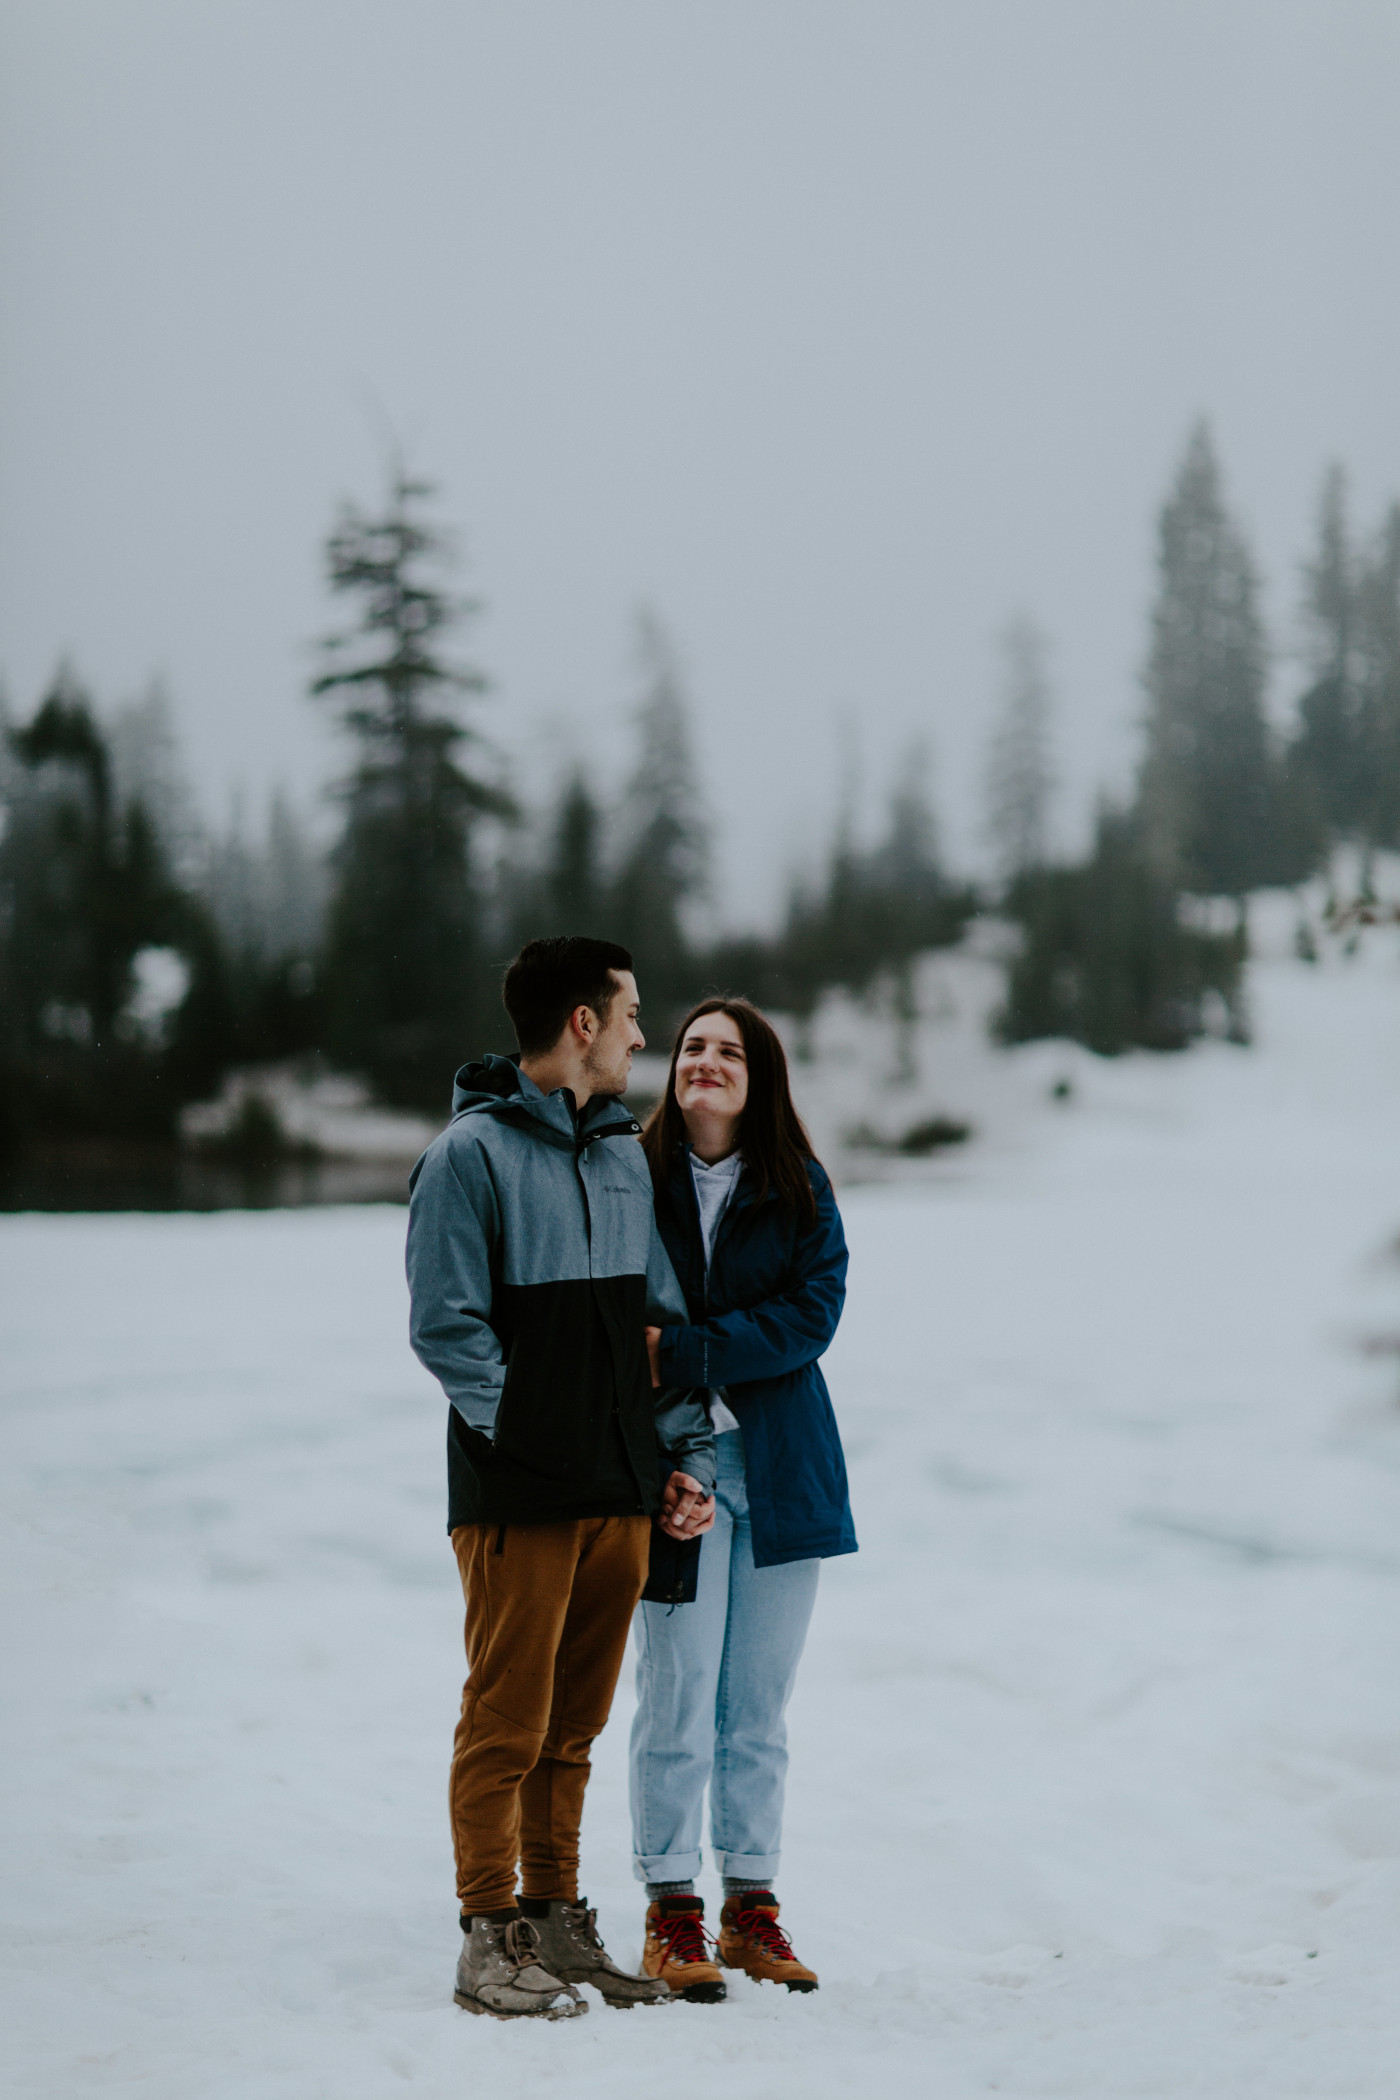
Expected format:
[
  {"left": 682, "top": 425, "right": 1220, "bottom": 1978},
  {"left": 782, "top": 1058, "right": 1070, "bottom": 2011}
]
[
  {"left": 659, "top": 1470, "right": 716, "bottom": 1539},
  {"left": 644, "top": 1325, "right": 662, "bottom": 1388}
]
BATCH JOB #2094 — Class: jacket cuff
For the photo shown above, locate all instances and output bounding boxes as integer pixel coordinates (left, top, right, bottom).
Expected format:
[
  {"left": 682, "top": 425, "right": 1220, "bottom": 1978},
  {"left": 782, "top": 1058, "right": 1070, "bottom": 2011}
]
[
  {"left": 658, "top": 1325, "right": 686, "bottom": 1383},
  {"left": 449, "top": 1387, "right": 502, "bottom": 1440},
  {"left": 686, "top": 1443, "right": 716, "bottom": 1492}
]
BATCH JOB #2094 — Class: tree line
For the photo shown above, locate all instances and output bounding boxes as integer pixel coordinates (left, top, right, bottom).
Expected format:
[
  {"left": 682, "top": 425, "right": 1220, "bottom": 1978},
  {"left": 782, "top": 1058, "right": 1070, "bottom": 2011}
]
[
  {"left": 0, "top": 470, "right": 968, "bottom": 1146},
  {"left": 996, "top": 424, "right": 1400, "bottom": 1053},
  {"left": 1, "top": 425, "right": 1395, "bottom": 1155}
]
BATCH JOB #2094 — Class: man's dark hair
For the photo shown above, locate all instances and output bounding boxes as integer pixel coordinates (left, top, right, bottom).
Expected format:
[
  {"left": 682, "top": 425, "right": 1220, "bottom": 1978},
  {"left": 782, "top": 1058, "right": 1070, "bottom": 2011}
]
[{"left": 502, "top": 937, "right": 635, "bottom": 1055}]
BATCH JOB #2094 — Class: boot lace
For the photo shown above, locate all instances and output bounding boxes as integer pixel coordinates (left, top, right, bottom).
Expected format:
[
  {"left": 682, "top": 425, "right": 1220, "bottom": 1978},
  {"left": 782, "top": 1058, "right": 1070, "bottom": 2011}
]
[
  {"left": 564, "top": 1902, "right": 604, "bottom": 1952},
  {"left": 653, "top": 1907, "right": 715, "bottom": 1967},
  {"left": 733, "top": 1904, "right": 797, "bottom": 1963},
  {"left": 500, "top": 1918, "right": 543, "bottom": 1971}
]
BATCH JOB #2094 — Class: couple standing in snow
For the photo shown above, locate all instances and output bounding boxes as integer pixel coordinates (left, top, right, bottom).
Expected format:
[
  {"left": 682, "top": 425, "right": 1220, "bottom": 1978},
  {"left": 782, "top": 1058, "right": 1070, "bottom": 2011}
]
[{"left": 406, "top": 935, "right": 856, "bottom": 2018}]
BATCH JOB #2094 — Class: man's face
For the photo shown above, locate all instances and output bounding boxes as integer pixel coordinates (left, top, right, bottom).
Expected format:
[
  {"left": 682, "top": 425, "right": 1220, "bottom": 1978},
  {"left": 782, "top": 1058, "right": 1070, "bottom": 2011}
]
[{"left": 583, "top": 970, "right": 644, "bottom": 1096}]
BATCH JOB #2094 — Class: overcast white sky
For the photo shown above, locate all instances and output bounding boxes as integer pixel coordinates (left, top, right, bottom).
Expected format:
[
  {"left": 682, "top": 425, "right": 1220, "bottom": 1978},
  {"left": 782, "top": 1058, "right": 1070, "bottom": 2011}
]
[{"left": 3, "top": 0, "right": 1400, "bottom": 924}]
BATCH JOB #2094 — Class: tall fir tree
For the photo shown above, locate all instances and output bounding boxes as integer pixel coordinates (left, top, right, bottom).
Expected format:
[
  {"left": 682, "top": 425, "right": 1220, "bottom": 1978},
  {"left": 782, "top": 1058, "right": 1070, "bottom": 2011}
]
[
  {"left": 780, "top": 744, "right": 968, "bottom": 1007},
  {"left": 1286, "top": 465, "right": 1365, "bottom": 851},
  {"left": 863, "top": 743, "right": 948, "bottom": 955},
  {"left": 312, "top": 473, "right": 511, "bottom": 1106},
  {"left": 1000, "top": 804, "right": 1246, "bottom": 1055},
  {"left": 544, "top": 768, "right": 607, "bottom": 932},
  {"left": 501, "top": 766, "right": 611, "bottom": 957},
  {"left": 1355, "top": 503, "right": 1400, "bottom": 850},
  {"left": 984, "top": 613, "right": 1055, "bottom": 884},
  {"left": 608, "top": 612, "right": 708, "bottom": 1011},
  {"left": 1138, "top": 423, "right": 1275, "bottom": 895}
]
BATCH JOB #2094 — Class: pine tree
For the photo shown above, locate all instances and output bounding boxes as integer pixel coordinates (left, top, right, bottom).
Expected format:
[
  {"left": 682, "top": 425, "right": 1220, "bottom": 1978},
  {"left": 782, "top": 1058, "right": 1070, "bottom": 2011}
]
[
  {"left": 7, "top": 670, "right": 172, "bottom": 1053},
  {"left": 608, "top": 612, "right": 708, "bottom": 1011},
  {"left": 1138, "top": 424, "right": 1274, "bottom": 895},
  {"left": 999, "top": 805, "right": 1246, "bottom": 1055},
  {"left": 1355, "top": 503, "right": 1400, "bottom": 849},
  {"left": 311, "top": 472, "right": 511, "bottom": 1106},
  {"left": 778, "top": 745, "right": 969, "bottom": 1007},
  {"left": 863, "top": 743, "right": 948, "bottom": 956},
  {"left": 204, "top": 791, "right": 327, "bottom": 1063},
  {"left": 544, "top": 768, "right": 607, "bottom": 932},
  {"left": 108, "top": 680, "right": 205, "bottom": 886},
  {"left": 263, "top": 791, "right": 327, "bottom": 963},
  {"left": 0, "top": 669, "right": 229, "bottom": 1138},
  {"left": 205, "top": 793, "right": 326, "bottom": 975},
  {"left": 1286, "top": 466, "right": 1365, "bottom": 851},
  {"left": 985, "top": 613, "right": 1055, "bottom": 884}
]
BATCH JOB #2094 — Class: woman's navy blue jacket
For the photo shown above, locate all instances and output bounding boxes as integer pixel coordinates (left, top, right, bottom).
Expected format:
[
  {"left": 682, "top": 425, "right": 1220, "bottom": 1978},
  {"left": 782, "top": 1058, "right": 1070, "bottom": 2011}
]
[{"left": 654, "top": 1150, "right": 857, "bottom": 1569}]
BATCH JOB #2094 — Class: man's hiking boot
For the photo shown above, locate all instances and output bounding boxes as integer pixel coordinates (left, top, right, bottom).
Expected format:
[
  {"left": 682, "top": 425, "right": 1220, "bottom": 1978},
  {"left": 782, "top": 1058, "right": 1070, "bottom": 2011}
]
[
  {"left": 641, "top": 1895, "right": 726, "bottom": 2003},
  {"left": 717, "top": 1891, "right": 819, "bottom": 1992},
  {"left": 526, "top": 1898, "right": 673, "bottom": 2008},
  {"left": 454, "top": 1914, "right": 586, "bottom": 2020}
]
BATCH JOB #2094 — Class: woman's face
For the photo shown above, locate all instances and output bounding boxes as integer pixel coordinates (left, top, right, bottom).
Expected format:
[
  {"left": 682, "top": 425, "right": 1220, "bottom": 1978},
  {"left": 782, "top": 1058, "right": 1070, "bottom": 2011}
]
[{"left": 673, "top": 1011, "right": 749, "bottom": 1130}]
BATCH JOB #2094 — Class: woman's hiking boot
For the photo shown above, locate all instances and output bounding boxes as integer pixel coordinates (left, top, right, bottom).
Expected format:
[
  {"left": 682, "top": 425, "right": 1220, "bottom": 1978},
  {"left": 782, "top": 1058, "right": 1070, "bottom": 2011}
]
[
  {"left": 454, "top": 1914, "right": 587, "bottom": 2019},
  {"left": 717, "top": 1891, "right": 819, "bottom": 1992},
  {"left": 525, "top": 1898, "right": 673, "bottom": 2007},
  {"left": 641, "top": 1895, "right": 727, "bottom": 2003}
]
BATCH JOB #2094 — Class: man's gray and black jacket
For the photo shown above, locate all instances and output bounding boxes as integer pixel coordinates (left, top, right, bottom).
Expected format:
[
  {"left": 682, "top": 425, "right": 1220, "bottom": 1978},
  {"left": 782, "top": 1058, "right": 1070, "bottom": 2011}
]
[{"left": 406, "top": 1054, "right": 715, "bottom": 1529}]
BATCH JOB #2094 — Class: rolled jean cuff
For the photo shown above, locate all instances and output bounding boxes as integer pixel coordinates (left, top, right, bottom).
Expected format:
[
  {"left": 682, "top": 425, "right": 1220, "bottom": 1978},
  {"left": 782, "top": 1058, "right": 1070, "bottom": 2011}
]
[
  {"left": 713, "top": 1848, "right": 781, "bottom": 1883},
  {"left": 633, "top": 1847, "right": 703, "bottom": 1886}
]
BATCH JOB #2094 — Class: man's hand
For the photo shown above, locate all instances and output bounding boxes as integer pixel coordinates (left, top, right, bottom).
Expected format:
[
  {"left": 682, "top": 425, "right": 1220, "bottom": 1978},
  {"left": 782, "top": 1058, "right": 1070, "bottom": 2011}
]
[
  {"left": 658, "top": 1470, "right": 716, "bottom": 1540},
  {"left": 644, "top": 1325, "right": 662, "bottom": 1389}
]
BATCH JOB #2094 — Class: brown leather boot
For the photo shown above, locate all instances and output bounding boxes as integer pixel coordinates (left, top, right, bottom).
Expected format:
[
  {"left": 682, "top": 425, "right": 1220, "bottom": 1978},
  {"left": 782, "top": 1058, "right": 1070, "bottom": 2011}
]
[
  {"left": 642, "top": 1895, "right": 726, "bottom": 2003},
  {"left": 717, "top": 1891, "right": 818, "bottom": 1992}
]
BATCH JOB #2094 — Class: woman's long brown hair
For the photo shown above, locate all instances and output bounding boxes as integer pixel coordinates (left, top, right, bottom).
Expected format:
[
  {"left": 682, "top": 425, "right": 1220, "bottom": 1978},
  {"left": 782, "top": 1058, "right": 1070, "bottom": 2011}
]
[{"left": 640, "top": 997, "right": 818, "bottom": 1225}]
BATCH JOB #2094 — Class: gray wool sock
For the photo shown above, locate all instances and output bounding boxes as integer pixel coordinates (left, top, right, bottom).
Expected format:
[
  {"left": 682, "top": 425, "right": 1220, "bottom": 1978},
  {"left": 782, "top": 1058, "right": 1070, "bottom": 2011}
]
[
  {"left": 645, "top": 1879, "right": 696, "bottom": 1900},
  {"left": 723, "top": 1878, "right": 775, "bottom": 1898}
]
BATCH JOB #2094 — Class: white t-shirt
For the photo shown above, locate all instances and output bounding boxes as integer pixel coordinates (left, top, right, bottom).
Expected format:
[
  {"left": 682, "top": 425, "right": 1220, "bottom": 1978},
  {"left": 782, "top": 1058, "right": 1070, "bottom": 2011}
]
[{"left": 688, "top": 1151, "right": 743, "bottom": 1435}]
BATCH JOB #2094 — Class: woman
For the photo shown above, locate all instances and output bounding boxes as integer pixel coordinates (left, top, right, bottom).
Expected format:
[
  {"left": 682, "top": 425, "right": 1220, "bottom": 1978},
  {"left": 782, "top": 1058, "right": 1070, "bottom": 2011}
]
[{"left": 631, "top": 997, "right": 855, "bottom": 2002}]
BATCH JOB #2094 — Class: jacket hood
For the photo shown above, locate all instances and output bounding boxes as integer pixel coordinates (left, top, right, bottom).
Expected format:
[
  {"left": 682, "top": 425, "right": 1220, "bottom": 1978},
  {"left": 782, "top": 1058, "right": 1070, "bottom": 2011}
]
[
  {"left": 450, "top": 1052, "right": 641, "bottom": 1145},
  {"left": 451, "top": 1052, "right": 526, "bottom": 1116}
]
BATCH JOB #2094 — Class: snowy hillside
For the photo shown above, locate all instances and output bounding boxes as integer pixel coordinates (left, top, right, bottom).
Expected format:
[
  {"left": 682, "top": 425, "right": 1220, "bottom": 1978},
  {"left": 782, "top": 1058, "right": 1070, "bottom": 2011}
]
[{"left": 5, "top": 926, "right": 1400, "bottom": 2097}]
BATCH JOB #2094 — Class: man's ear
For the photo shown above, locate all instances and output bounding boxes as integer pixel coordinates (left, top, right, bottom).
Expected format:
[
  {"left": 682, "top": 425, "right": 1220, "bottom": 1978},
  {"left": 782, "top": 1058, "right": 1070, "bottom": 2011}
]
[{"left": 568, "top": 1002, "right": 596, "bottom": 1046}]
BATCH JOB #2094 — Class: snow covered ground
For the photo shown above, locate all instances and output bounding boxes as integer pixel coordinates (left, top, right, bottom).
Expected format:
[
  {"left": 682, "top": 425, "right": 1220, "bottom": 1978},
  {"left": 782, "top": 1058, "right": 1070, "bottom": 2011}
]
[{"left": 6, "top": 928, "right": 1400, "bottom": 2097}]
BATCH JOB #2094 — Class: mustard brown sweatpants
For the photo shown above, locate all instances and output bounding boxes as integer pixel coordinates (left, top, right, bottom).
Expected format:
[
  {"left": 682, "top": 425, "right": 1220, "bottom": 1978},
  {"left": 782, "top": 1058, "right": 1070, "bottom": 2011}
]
[{"left": 449, "top": 1514, "right": 651, "bottom": 1915}]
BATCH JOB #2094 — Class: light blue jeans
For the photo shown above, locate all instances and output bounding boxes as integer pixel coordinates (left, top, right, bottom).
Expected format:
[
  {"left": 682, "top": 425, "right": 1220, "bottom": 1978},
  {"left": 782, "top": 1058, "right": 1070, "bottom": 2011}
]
[{"left": 629, "top": 1428, "right": 820, "bottom": 1885}]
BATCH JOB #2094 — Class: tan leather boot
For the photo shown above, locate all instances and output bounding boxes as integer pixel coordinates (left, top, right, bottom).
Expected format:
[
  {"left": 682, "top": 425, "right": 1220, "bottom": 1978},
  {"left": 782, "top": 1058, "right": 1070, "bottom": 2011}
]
[
  {"left": 641, "top": 1896, "right": 726, "bottom": 2003},
  {"left": 717, "top": 1891, "right": 818, "bottom": 1992}
]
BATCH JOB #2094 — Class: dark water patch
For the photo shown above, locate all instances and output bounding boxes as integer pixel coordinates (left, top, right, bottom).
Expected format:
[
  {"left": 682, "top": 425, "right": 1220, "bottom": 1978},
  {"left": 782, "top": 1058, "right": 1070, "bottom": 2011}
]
[{"left": 0, "top": 1141, "right": 412, "bottom": 1212}]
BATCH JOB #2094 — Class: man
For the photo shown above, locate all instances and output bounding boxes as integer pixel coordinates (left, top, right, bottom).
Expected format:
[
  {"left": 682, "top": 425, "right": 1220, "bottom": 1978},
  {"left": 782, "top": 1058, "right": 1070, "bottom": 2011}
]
[{"left": 407, "top": 936, "right": 716, "bottom": 2020}]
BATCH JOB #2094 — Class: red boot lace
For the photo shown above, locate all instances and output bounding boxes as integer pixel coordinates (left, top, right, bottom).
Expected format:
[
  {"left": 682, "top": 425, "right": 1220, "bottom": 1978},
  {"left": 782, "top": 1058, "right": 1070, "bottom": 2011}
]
[
  {"left": 653, "top": 1908, "right": 714, "bottom": 1967},
  {"left": 733, "top": 1905, "right": 797, "bottom": 1962}
]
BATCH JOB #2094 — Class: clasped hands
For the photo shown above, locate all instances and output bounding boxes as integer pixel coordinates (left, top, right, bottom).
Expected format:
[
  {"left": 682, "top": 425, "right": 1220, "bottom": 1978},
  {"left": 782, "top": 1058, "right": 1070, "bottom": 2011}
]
[{"left": 646, "top": 1323, "right": 717, "bottom": 1541}]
